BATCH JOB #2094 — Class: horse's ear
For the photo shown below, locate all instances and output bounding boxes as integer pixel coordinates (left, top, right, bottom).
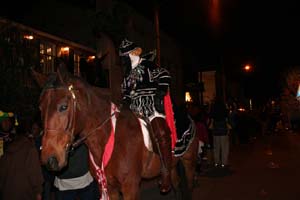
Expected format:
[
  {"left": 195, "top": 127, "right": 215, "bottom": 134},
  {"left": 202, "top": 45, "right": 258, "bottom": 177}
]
[
  {"left": 57, "top": 62, "right": 71, "bottom": 84},
  {"left": 31, "top": 68, "right": 48, "bottom": 88}
]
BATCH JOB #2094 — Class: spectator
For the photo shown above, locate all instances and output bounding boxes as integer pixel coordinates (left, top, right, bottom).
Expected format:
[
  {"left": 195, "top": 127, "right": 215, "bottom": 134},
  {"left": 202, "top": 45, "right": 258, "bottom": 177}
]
[
  {"left": 0, "top": 121, "right": 44, "bottom": 200},
  {"left": 30, "top": 116, "right": 55, "bottom": 200},
  {"left": 54, "top": 143, "right": 99, "bottom": 200},
  {"left": 189, "top": 104, "right": 210, "bottom": 159},
  {"left": 268, "top": 99, "right": 281, "bottom": 133},
  {"left": 0, "top": 111, "right": 16, "bottom": 152},
  {"left": 210, "top": 98, "right": 230, "bottom": 168},
  {"left": 228, "top": 101, "right": 238, "bottom": 145}
]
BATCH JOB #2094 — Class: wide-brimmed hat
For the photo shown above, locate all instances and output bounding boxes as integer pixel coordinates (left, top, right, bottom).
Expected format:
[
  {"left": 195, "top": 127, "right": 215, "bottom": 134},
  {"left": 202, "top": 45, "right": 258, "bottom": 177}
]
[{"left": 119, "top": 39, "right": 142, "bottom": 56}]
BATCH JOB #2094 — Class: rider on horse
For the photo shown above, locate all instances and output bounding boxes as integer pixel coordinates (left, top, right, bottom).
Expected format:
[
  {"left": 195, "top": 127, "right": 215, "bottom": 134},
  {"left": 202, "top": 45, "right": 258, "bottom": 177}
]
[{"left": 119, "top": 39, "right": 172, "bottom": 193}]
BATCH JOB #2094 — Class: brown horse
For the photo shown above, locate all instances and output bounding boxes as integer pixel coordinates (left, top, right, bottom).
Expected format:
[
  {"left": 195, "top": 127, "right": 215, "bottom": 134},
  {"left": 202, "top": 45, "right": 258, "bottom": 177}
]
[{"left": 34, "top": 64, "right": 199, "bottom": 200}]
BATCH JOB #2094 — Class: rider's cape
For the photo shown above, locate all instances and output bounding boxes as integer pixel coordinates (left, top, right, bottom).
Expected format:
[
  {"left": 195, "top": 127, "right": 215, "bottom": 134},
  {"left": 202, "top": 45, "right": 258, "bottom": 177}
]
[{"left": 164, "top": 92, "right": 177, "bottom": 149}]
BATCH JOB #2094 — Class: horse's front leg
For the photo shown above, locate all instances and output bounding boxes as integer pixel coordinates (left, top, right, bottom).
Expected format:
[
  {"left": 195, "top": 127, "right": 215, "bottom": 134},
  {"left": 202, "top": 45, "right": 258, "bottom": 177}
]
[
  {"left": 121, "top": 179, "right": 140, "bottom": 200},
  {"left": 108, "top": 185, "right": 121, "bottom": 200}
]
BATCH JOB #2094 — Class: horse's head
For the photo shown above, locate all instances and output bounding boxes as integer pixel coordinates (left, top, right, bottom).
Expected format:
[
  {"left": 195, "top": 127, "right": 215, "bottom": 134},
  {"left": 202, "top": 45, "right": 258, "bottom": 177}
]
[{"left": 33, "top": 63, "right": 87, "bottom": 171}]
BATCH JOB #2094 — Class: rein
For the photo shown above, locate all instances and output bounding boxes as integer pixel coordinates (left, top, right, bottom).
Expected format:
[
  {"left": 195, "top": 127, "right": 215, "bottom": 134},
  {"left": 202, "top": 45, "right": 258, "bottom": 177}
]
[{"left": 70, "top": 110, "right": 118, "bottom": 151}]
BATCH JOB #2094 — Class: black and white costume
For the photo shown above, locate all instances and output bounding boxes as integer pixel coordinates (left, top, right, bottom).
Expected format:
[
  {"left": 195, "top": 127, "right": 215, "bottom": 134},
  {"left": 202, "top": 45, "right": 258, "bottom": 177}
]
[
  {"left": 119, "top": 39, "right": 171, "bottom": 120},
  {"left": 121, "top": 59, "right": 171, "bottom": 119}
]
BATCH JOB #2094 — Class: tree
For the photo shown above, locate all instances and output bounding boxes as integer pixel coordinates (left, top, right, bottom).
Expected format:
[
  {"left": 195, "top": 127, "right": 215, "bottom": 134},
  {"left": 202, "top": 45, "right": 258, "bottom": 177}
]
[{"left": 280, "top": 66, "right": 300, "bottom": 128}]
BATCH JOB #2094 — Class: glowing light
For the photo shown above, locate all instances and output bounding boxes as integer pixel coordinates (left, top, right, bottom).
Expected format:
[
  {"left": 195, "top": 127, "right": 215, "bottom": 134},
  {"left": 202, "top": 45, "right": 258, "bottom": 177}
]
[
  {"left": 297, "top": 84, "right": 300, "bottom": 101},
  {"left": 46, "top": 48, "right": 52, "bottom": 54},
  {"left": 87, "top": 56, "right": 95, "bottom": 62},
  {"left": 24, "top": 35, "right": 34, "bottom": 40},
  {"left": 185, "top": 92, "right": 192, "bottom": 102},
  {"left": 61, "top": 47, "right": 69, "bottom": 52},
  {"left": 60, "top": 47, "right": 69, "bottom": 55},
  {"left": 238, "top": 108, "right": 246, "bottom": 112},
  {"left": 244, "top": 65, "right": 251, "bottom": 71},
  {"left": 209, "top": 0, "right": 220, "bottom": 30}
]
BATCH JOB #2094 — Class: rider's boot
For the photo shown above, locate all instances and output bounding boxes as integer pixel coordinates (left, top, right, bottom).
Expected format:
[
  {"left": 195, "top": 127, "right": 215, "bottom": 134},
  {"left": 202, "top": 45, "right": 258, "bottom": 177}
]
[{"left": 152, "top": 118, "right": 172, "bottom": 194}]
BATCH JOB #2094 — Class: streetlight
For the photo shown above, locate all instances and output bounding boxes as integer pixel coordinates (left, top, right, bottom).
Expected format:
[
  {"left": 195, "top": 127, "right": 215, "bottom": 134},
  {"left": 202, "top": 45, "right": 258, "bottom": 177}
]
[
  {"left": 243, "top": 63, "right": 254, "bottom": 110},
  {"left": 244, "top": 64, "right": 252, "bottom": 72}
]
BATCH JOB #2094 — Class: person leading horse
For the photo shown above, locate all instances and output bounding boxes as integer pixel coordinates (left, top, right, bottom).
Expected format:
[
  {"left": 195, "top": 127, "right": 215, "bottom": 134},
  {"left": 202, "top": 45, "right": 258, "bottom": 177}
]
[{"left": 119, "top": 39, "right": 172, "bottom": 193}]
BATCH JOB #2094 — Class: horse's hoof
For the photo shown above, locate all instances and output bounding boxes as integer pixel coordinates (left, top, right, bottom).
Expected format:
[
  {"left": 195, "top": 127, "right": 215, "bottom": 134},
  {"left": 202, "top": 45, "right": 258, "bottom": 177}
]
[
  {"left": 159, "top": 181, "right": 172, "bottom": 194},
  {"left": 159, "top": 184, "right": 172, "bottom": 194}
]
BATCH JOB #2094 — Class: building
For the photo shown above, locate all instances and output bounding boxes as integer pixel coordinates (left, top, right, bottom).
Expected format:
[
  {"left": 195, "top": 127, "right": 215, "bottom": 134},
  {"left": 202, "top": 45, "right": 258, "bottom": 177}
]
[{"left": 0, "top": 0, "right": 185, "bottom": 116}]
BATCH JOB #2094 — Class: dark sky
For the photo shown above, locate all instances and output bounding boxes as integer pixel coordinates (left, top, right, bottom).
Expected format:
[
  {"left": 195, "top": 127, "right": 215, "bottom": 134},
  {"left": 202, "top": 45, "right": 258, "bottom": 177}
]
[
  {"left": 125, "top": 0, "right": 300, "bottom": 65},
  {"left": 3, "top": 0, "right": 300, "bottom": 67},
  {"left": 124, "top": 0, "right": 300, "bottom": 99},
  {"left": 2, "top": 0, "right": 300, "bottom": 97}
]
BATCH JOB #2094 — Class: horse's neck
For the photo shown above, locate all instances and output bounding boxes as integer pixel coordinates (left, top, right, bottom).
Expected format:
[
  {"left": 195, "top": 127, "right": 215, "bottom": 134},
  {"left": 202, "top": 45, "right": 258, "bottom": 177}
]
[{"left": 82, "top": 90, "right": 113, "bottom": 166}]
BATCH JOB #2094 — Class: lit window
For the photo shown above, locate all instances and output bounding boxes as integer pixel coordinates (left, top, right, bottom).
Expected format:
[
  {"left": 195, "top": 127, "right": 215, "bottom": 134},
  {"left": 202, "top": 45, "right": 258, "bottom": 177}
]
[
  {"left": 40, "top": 42, "right": 56, "bottom": 74},
  {"left": 185, "top": 92, "right": 193, "bottom": 103},
  {"left": 46, "top": 48, "right": 52, "bottom": 54},
  {"left": 61, "top": 47, "right": 69, "bottom": 55},
  {"left": 24, "top": 35, "right": 34, "bottom": 40},
  {"left": 87, "top": 55, "right": 95, "bottom": 62}
]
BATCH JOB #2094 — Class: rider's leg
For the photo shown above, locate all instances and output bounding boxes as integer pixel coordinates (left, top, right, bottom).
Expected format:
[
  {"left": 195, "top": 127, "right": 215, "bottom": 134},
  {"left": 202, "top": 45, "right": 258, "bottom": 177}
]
[{"left": 151, "top": 117, "right": 172, "bottom": 193}]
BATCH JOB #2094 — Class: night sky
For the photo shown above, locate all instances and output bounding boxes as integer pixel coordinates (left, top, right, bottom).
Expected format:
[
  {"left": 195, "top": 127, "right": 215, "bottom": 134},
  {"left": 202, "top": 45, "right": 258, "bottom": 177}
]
[
  {"left": 2, "top": 0, "right": 300, "bottom": 99},
  {"left": 3, "top": 0, "right": 300, "bottom": 68},
  {"left": 126, "top": 0, "right": 300, "bottom": 64},
  {"left": 125, "top": 0, "right": 300, "bottom": 99}
]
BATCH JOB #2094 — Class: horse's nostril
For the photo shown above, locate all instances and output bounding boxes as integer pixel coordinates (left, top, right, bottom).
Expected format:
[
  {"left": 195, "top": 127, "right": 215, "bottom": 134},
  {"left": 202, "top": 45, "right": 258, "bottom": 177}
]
[{"left": 46, "top": 156, "right": 59, "bottom": 171}]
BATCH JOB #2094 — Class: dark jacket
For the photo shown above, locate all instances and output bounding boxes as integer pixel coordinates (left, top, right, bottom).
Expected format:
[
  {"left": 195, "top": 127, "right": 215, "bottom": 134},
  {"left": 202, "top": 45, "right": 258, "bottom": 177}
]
[
  {"left": 56, "top": 144, "right": 90, "bottom": 179},
  {"left": 210, "top": 100, "right": 229, "bottom": 136},
  {"left": 0, "top": 135, "right": 44, "bottom": 200}
]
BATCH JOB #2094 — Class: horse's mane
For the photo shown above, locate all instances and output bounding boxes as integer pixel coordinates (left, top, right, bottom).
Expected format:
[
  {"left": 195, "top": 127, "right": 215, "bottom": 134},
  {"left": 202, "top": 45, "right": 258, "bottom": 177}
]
[
  {"left": 40, "top": 73, "right": 111, "bottom": 106},
  {"left": 40, "top": 73, "right": 62, "bottom": 97}
]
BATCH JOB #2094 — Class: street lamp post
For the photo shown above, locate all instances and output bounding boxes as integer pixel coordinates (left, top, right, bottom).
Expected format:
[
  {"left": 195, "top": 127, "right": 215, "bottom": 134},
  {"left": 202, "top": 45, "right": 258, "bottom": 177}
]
[{"left": 243, "top": 64, "right": 254, "bottom": 110}]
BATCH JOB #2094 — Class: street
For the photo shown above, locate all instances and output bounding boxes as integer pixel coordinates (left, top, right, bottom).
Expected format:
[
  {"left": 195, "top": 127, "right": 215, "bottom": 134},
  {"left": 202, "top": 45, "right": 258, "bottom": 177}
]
[{"left": 141, "top": 130, "right": 300, "bottom": 200}]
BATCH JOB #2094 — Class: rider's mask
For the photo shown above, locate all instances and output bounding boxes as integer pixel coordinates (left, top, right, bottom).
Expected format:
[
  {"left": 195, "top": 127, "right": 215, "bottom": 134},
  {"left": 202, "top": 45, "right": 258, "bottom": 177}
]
[{"left": 129, "top": 53, "right": 140, "bottom": 69}]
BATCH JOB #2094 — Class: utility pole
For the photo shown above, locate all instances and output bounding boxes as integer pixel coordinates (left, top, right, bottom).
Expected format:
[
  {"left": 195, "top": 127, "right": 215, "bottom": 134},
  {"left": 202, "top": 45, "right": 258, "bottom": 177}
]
[{"left": 154, "top": 2, "right": 161, "bottom": 66}]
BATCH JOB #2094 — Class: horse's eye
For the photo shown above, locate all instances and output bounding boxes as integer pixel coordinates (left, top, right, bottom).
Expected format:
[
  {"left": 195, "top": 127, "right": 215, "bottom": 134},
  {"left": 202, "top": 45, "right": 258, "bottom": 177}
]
[{"left": 59, "top": 105, "right": 68, "bottom": 112}]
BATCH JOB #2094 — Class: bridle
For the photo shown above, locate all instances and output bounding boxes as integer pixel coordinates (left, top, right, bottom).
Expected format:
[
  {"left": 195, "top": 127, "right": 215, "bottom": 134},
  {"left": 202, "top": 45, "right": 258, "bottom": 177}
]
[
  {"left": 42, "top": 84, "right": 118, "bottom": 153},
  {"left": 43, "top": 84, "right": 77, "bottom": 142}
]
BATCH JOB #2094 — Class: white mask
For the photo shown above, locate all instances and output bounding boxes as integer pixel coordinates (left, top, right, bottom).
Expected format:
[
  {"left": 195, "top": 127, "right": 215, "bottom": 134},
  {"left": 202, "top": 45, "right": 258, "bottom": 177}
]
[{"left": 129, "top": 53, "right": 140, "bottom": 69}]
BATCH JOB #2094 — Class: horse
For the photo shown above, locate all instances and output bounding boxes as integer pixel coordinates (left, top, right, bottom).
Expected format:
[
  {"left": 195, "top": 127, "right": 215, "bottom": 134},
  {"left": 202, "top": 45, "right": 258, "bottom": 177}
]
[{"left": 33, "top": 64, "right": 199, "bottom": 200}]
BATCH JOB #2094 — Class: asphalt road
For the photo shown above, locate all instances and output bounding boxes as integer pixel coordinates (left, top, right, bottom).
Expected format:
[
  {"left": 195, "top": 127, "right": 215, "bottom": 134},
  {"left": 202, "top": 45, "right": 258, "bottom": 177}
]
[{"left": 140, "top": 130, "right": 300, "bottom": 200}]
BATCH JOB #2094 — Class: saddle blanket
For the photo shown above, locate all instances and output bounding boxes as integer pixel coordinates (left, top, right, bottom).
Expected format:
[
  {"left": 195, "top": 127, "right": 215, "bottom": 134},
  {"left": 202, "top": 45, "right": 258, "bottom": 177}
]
[{"left": 138, "top": 115, "right": 196, "bottom": 157}]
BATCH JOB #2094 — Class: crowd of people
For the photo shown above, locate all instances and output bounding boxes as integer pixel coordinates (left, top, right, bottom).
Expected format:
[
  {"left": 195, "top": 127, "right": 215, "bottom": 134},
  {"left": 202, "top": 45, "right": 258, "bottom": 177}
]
[{"left": 187, "top": 98, "right": 233, "bottom": 170}]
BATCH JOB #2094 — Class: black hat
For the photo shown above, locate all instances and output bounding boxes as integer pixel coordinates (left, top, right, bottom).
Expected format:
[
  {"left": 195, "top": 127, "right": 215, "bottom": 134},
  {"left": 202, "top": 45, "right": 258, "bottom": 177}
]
[{"left": 119, "top": 39, "right": 142, "bottom": 56}]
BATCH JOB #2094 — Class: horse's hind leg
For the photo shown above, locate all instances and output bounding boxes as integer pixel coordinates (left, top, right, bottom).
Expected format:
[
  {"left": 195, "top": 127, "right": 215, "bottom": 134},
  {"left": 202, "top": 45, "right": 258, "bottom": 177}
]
[
  {"left": 181, "top": 158, "right": 196, "bottom": 191},
  {"left": 171, "top": 159, "right": 180, "bottom": 189}
]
